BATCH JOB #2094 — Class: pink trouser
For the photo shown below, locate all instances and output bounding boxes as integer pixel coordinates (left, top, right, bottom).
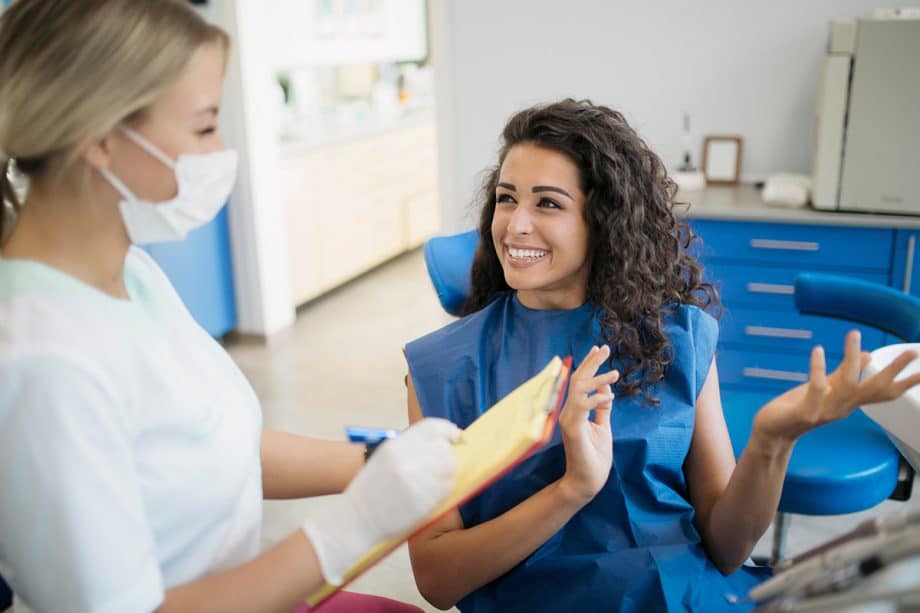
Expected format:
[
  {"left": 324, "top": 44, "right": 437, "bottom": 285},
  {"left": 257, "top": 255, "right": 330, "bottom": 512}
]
[{"left": 291, "top": 591, "right": 424, "bottom": 613}]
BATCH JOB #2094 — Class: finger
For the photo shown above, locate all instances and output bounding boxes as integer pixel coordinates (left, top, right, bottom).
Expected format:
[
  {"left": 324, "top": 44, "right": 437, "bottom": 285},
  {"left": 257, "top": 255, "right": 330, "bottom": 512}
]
[
  {"left": 592, "top": 383, "right": 614, "bottom": 426},
  {"left": 587, "top": 369, "right": 620, "bottom": 390},
  {"left": 582, "top": 392, "right": 614, "bottom": 425},
  {"left": 876, "top": 350, "right": 920, "bottom": 381},
  {"left": 564, "top": 381, "right": 614, "bottom": 424},
  {"left": 804, "top": 345, "right": 829, "bottom": 406},
  {"left": 859, "top": 350, "right": 919, "bottom": 399},
  {"left": 576, "top": 345, "right": 610, "bottom": 374},
  {"left": 889, "top": 370, "right": 920, "bottom": 398},
  {"left": 411, "top": 417, "right": 463, "bottom": 443},
  {"left": 571, "top": 345, "right": 611, "bottom": 391},
  {"left": 839, "top": 330, "right": 863, "bottom": 385},
  {"left": 867, "top": 350, "right": 920, "bottom": 394}
]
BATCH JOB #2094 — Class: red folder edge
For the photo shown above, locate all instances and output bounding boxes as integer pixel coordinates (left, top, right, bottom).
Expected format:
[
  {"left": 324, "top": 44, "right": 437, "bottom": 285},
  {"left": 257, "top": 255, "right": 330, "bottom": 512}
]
[{"left": 311, "top": 356, "right": 573, "bottom": 608}]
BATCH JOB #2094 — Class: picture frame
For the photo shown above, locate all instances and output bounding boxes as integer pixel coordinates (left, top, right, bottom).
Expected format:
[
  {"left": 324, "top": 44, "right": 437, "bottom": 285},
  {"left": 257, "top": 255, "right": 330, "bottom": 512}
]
[{"left": 701, "top": 135, "right": 743, "bottom": 185}]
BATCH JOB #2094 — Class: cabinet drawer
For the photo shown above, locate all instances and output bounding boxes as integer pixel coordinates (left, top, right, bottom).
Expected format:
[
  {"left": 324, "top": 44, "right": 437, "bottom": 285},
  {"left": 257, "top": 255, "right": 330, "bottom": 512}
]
[
  {"left": 718, "top": 308, "right": 886, "bottom": 354},
  {"left": 717, "top": 347, "right": 812, "bottom": 393},
  {"left": 703, "top": 261, "right": 889, "bottom": 311},
  {"left": 690, "top": 220, "right": 893, "bottom": 272}
]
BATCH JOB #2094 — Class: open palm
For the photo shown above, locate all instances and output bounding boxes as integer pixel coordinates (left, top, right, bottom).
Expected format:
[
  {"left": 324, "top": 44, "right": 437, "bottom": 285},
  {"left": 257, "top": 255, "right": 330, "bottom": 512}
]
[{"left": 754, "top": 331, "right": 920, "bottom": 444}]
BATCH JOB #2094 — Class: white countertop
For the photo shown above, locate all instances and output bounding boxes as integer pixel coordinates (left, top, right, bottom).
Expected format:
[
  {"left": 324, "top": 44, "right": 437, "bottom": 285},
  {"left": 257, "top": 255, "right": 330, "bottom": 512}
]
[{"left": 678, "top": 184, "right": 920, "bottom": 229}]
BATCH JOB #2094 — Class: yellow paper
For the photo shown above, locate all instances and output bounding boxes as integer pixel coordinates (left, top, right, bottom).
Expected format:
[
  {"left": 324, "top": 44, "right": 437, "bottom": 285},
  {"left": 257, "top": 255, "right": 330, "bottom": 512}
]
[{"left": 308, "top": 356, "right": 567, "bottom": 607}]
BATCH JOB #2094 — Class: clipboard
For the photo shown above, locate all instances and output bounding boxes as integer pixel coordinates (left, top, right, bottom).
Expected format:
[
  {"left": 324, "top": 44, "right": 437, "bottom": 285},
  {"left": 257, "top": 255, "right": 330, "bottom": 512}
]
[{"left": 308, "top": 355, "right": 572, "bottom": 607}]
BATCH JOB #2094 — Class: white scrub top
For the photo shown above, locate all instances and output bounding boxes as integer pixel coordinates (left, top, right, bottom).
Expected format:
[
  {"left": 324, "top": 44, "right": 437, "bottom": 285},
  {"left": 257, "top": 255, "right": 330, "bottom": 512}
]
[{"left": 0, "top": 247, "right": 263, "bottom": 613}]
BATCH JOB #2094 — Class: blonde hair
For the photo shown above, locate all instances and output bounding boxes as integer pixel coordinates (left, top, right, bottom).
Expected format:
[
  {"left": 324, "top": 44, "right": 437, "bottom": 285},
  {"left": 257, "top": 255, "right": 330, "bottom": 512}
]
[{"left": 0, "top": 0, "right": 230, "bottom": 242}]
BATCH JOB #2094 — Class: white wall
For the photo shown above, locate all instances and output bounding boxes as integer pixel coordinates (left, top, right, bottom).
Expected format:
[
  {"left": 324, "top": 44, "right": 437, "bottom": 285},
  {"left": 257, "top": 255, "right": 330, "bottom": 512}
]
[
  {"left": 433, "top": 0, "right": 920, "bottom": 231},
  {"left": 206, "top": 1, "right": 296, "bottom": 337},
  {"left": 265, "top": 0, "right": 428, "bottom": 69}
]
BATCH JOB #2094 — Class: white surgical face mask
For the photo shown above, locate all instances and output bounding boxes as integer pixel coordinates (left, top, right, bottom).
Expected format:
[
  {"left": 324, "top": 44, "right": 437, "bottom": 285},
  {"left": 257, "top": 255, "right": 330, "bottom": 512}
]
[{"left": 100, "top": 126, "right": 238, "bottom": 244}]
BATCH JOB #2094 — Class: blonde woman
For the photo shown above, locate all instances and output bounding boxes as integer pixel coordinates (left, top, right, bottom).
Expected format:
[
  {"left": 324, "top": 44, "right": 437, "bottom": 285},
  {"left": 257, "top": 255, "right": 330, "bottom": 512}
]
[{"left": 0, "top": 2, "right": 458, "bottom": 612}]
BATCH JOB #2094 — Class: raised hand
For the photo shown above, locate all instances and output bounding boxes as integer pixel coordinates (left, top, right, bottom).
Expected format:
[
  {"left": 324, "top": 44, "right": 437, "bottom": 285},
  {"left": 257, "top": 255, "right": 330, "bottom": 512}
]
[
  {"left": 753, "top": 330, "right": 920, "bottom": 446},
  {"left": 558, "top": 345, "right": 620, "bottom": 504}
]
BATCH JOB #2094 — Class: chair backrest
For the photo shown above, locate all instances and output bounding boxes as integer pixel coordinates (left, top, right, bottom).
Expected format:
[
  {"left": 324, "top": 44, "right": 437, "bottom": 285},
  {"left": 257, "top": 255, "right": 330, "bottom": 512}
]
[
  {"left": 422, "top": 230, "right": 479, "bottom": 316},
  {"left": 0, "top": 572, "right": 11, "bottom": 610},
  {"left": 794, "top": 272, "right": 920, "bottom": 342}
]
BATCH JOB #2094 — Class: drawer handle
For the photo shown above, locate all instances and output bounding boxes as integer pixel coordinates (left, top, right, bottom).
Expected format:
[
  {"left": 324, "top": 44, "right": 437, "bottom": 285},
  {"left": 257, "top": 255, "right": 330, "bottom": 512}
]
[
  {"left": 744, "top": 326, "right": 814, "bottom": 340},
  {"left": 749, "top": 238, "right": 820, "bottom": 252},
  {"left": 746, "top": 282, "right": 795, "bottom": 295},
  {"left": 742, "top": 367, "right": 809, "bottom": 383},
  {"left": 903, "top": 235, "right": 915, "bottom": 293}
]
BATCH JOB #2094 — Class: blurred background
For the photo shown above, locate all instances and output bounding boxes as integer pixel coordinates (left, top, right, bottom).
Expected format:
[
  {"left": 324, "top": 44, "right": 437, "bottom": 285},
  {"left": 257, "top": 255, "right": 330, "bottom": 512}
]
[{"left": 120, "top": 0, "right": 920, "bottom": 342}]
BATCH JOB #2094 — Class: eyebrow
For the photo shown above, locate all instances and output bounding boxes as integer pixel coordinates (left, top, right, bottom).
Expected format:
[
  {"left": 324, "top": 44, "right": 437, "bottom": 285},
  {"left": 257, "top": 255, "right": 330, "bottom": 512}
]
[
  {"left": 194, "top": 106, "right": 220, "bottom": 117},
  {"left": 497, "top": 182, "right": 573, "bottom": 200},
  {"left": 533, "top": 185, "right": 573, "bottom": 200}
]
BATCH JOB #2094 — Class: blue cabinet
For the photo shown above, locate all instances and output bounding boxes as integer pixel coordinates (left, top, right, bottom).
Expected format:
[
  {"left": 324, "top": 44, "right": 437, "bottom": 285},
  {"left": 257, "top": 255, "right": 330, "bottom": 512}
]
[
  {"left": 690, "top": 219, "right": 897, "bottom": 393},
  {"left": 143, "top": 207, "right": 238, "bottom": 337}
]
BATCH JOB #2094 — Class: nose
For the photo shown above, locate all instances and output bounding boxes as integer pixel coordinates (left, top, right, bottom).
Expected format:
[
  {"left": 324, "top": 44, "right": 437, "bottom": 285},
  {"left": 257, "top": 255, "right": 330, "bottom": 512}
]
[{"left": 507, "top": 203, "right": 533, "bottom": 235}]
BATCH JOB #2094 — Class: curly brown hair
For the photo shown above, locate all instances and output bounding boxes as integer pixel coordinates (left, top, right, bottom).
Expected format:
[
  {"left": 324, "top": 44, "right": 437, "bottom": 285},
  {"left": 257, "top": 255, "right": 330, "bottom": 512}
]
[{"left": 461, "top": 99, "right": 719, "bottom": 401}]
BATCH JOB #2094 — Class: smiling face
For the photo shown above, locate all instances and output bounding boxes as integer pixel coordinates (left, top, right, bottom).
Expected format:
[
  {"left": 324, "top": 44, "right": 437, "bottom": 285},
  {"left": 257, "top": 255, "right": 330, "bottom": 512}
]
[{"left": 491, "top": 142, "right": 591, "bottom": 310}]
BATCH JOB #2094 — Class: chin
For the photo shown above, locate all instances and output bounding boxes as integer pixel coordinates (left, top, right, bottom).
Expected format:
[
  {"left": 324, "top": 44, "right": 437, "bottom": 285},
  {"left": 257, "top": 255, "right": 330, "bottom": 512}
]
[{"left": 502, "top": 271, "right": 544, "bottom": 292}]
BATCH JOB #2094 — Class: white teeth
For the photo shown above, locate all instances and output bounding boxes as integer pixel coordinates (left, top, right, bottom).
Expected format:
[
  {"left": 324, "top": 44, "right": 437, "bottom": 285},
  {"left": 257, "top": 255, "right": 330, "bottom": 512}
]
[{"left": 508, "top": 247, "right": 548, "bottom": 259}]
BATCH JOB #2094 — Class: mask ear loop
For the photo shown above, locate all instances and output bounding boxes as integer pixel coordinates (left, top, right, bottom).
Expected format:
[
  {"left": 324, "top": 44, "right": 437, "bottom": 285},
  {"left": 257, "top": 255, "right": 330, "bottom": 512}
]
[
  {"left": 119, "top": 126, "right": 177, "bottom": 170},
  {"left": 98, "top": 167, "right": 137, "bottom": 202}
]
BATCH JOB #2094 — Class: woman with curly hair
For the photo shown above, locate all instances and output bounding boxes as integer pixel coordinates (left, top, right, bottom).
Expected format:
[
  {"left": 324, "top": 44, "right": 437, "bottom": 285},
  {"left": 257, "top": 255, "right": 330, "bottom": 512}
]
[{"left": 402, "top": 99, "right": 919, "bottom": 611}]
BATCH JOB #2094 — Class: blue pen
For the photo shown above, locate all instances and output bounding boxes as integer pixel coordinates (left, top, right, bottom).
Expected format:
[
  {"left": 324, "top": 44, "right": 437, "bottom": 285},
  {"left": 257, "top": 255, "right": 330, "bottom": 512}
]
[{"left": 346, "top": 425, "right": 400, "bottom": 445}]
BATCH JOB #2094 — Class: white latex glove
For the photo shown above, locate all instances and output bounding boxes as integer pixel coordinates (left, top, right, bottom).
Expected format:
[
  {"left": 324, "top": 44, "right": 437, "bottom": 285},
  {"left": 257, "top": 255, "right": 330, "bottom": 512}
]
[{"left": 302, "top": 417, "right": 461, "bottom": 584}]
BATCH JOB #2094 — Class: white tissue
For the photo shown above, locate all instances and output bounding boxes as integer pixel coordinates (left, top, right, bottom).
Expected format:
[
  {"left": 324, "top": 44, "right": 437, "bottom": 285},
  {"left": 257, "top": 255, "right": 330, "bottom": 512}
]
[
  {"left": 762, "top": 173, "right": 811, "bottom": 207},
  {"left": 672, "top": 170, "right": 706, "bottom": 192}
]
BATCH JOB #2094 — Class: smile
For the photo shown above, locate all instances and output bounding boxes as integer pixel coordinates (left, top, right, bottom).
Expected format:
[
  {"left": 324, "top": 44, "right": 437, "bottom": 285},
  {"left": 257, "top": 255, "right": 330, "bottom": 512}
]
[{"left": 506, "top": 245, "right": 549, "bottom": 266}]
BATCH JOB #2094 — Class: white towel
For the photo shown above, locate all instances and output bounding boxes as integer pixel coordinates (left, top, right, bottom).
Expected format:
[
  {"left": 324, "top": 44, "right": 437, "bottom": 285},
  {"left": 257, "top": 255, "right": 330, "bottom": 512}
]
[{"left": 762, "top": 173, "right": 811, "bottom": 207}]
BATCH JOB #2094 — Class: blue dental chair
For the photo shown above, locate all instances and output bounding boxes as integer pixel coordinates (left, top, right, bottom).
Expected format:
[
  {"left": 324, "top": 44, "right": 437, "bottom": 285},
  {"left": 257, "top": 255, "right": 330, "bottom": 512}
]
[
  {"left": 423, "top": 230, "right": 480, "bottom": 316},
  {"left": 422, "top": 232, "right": 919, "bottom": 565}
]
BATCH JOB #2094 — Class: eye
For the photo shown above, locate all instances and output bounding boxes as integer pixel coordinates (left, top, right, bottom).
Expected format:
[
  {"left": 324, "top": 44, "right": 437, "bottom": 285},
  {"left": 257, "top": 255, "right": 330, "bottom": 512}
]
[
  {"left": 537, "top": 197, "right": 562, "bottom": 209},
  {"left": 496, "top": 193, "right": 516, "bottom": 204},
  {"left": 197, "top": 126, "right": 217, "bottom": 136}
]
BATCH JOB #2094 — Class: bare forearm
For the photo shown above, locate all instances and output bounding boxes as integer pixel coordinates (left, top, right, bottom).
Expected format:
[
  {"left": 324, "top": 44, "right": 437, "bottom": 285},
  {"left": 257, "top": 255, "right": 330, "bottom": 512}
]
[
  {"left": 412, "top": 479, "right": 586, "bottom": 610},
  {"left": 261, "top": 429, "right": 364, "bottom": 499},
  {"left": 702, "top": 431, "right": 794, "bottom": 573},
  {"left": 160, "top": 530, "right": 322, "bottom": 613}
]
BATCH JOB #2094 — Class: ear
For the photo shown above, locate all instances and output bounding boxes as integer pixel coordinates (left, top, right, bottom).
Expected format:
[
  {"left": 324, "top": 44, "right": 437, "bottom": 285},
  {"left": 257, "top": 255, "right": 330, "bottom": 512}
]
[{"left": 81, "top": 128, "right": 119, "bottom": 172}]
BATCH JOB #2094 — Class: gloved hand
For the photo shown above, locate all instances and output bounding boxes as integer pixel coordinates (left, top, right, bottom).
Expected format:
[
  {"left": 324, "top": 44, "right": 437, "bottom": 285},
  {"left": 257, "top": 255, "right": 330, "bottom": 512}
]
[{"left": 302, "top": 417, "right": 461, "bottom": 584}]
